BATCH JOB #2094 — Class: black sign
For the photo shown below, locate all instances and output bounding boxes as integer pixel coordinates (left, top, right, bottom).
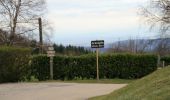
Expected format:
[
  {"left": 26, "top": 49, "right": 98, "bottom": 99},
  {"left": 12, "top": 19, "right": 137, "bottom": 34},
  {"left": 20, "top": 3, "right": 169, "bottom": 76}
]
[{"left": 91, "top": 40, "right": 104, "bottom": 48}]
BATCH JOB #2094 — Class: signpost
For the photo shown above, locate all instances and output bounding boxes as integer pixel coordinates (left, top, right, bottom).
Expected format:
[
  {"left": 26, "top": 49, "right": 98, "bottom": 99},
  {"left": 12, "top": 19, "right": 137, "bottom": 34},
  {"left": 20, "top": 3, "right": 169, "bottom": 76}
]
[
  {"left": 47, "top": 46, "right": 55, "bottom": 80},
  {"left": 91, "top": 40, "right": 104, "bottom": 81}
]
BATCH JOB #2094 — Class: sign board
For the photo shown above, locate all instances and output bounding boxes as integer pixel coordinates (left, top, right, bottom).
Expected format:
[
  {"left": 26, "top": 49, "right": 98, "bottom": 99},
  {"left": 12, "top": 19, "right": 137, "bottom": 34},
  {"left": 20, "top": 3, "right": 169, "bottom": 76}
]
[
  {"left": 47, "top": 51, "right": 55, "bottom": 54},
  {"left": 47, "top": 46, "right": 54, "bottom": 51},
  {"left": 47, "top": 54, "right": 55, "bottom": 57},
  {"left": 91, "top": 40, "right": 104, "bottom": 48},
  {"left": 47, "top": 46, "right": 55, "bottom": 57}
]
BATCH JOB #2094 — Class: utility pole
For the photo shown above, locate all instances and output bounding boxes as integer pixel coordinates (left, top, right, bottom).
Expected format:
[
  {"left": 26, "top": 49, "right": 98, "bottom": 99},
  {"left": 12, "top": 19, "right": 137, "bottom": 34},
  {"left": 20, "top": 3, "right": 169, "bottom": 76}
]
[{"left": 38, "top": 17, "right": 43, "bottom": 54}]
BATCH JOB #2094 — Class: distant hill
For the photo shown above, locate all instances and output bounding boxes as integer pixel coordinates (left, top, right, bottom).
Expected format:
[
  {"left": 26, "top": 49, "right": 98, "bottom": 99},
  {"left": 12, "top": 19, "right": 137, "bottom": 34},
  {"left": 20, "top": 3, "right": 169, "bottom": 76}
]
[{"left": 86, "top": 38, "right": 170, "bottom": 54}]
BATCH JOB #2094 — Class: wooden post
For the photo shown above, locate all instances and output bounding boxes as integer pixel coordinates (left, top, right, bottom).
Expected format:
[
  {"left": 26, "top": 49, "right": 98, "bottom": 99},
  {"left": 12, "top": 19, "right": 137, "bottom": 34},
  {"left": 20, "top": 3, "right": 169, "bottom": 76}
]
[
  {"left": 163, "top": 61, "right": 165, "bottom": 68},
  {"left": 38, "top": 18, "right": 43, "bottom": 54},
  {"left": 50, "top": 56, "right": 53, "bottom": 80},
  {"left": 96, "top": 48, "right": 99, "bottom": 81}
]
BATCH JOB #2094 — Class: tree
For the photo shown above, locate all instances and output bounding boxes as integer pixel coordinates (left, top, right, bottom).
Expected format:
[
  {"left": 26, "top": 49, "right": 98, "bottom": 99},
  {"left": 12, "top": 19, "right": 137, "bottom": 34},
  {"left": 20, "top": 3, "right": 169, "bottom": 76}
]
[
  {"left": 53, "top": 43, "right": 92, "bottom": 56},
  {"left": 0, "top": 0, "right": 46, "bottom": 45},
  {"left": 141, "top": 0, "right": 170, "bottom": 34}
]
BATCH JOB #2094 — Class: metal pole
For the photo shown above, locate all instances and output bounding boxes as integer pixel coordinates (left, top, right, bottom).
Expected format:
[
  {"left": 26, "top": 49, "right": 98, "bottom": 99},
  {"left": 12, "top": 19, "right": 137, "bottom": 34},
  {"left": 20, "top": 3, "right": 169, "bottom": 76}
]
[
  {"left": 38, "top": 18, "right": 43, "bottom": 54},
  {"left": 96, "top": 48, "right": 99, "bottom": 80},
  {"left": 50, "top": 57, "right": 53, "bottom": 80}
]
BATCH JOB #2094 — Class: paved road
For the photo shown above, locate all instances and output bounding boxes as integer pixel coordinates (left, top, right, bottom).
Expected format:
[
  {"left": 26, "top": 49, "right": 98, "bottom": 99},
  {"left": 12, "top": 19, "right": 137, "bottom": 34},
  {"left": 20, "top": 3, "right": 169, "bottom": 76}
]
[{"left": 0, "top": 82, "right": 126, "bottom": 100}]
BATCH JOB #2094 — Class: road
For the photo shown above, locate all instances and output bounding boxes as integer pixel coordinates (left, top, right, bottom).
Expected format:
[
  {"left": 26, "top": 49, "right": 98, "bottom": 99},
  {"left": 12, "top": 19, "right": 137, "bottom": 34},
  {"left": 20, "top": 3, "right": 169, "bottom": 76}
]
[{"left": 0, "top": 82, "right": 126, "bottom": 100}]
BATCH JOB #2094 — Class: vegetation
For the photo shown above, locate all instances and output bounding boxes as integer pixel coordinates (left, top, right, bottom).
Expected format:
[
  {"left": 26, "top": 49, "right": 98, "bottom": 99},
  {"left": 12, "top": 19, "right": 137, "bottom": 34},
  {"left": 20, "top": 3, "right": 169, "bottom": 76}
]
[
  {"left": 161, "top": 56, "right": 170, "bottom": 66},
  {"left": 53, "top": 43, "right": 92, "bottom": 56},
  {"left": 89, "top": 66, "right": 170, "bottom": 100},
  {"left": 29, "top": 54, "right": 157, "bottom": 81},
  {"left": 0, "top": 0, "right": 46, "bottom": 45},
  {"left": 108, "top": 38, "right": 170, "bottom": 56},
  {"left": 0, "top": 46, "right": 30, "bottom": 83},
  {"left": 141, "top": 0, "right": 170, "bottom": 35},
  {"left": 32, "top": 79, "right": 134, "bottom": 84}
]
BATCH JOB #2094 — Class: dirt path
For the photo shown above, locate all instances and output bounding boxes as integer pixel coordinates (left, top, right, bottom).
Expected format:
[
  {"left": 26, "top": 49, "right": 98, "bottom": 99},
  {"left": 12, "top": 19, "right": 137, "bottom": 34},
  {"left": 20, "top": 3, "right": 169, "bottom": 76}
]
[{"left": 0, "top": 82, "right": 126, "bottom": 100}]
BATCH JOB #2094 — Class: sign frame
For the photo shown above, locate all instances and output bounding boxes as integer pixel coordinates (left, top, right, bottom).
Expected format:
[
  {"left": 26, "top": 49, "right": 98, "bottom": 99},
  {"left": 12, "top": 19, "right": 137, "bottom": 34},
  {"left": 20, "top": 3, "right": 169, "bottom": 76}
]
[{"left": 91, "top": 40, "right": 104, "bottom": 48}]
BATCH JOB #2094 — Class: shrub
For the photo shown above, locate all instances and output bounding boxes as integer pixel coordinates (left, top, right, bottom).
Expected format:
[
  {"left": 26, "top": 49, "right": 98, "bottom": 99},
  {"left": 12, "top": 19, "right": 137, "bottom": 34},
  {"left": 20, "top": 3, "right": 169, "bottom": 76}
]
[
  {"left": 0, "top": 46, "right": 30, "bottom": 83},
  {"left": 30, "top": 54, "right": 157, "bottom": 80}
]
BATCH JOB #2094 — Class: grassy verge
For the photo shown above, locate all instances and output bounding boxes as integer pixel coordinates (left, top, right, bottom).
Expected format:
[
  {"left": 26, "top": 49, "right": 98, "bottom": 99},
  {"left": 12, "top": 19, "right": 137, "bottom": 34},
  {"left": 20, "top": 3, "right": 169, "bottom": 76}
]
[
  {"left": 26, "top": 79, "right": 134, "bottom": 84},
  {"left": 89, "top": 66, "right": 170, "bottom": 100},
  {"left": 49, "top": 79, "right": 134, "bottom": 84}
]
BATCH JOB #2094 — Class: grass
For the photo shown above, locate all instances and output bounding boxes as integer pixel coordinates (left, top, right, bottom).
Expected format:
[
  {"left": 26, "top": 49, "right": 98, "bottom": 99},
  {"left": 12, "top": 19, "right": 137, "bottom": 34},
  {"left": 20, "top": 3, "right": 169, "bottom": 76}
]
[
  {"left": 36, "top": 79, "right": 134, "bottom": 84},
  {"left": 89, "top": 66, "right": 170, "bottom": 100}
]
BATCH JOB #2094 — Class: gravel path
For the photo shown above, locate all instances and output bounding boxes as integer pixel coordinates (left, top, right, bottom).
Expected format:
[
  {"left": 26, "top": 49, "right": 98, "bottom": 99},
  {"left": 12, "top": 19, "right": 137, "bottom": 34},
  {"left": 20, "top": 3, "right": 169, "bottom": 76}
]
[{"left": 0, "top": 82, "right": 126, "bottom": 100}]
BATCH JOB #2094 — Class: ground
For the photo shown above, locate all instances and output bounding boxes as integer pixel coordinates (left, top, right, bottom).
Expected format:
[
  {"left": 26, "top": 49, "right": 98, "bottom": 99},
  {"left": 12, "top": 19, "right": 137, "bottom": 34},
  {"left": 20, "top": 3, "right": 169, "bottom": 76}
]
[{"left": 0, "top": 82, "right": 126, "bottom": 100}]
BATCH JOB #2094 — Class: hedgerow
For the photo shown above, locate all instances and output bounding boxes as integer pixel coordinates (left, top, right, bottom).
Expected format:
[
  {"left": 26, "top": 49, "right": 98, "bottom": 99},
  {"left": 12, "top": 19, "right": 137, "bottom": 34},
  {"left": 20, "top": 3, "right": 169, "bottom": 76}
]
[
  {"left": 0, "top": 46, "right": 30, "bottom": 83},
  {"left": 30, "top": 54, "right": 157, "bottom": 80}
]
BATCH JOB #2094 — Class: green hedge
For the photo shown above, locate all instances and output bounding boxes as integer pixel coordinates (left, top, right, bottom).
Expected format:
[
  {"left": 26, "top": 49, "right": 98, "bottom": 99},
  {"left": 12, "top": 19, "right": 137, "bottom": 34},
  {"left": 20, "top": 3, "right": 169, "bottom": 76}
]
[
  {"left": 0, "top": 46, "right": 30, "bottom": 83},
  {"left": 30, "top": 54, "right": 157, "bottom": 80}
]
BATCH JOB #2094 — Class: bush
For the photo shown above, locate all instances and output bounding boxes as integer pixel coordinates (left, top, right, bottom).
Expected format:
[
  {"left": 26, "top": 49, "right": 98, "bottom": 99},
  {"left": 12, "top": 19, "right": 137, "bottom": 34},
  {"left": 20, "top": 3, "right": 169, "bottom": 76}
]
[
  {"left": 30, "top": 54, "right": 157, "bottom": 80},
  {"left": 0, "top": 46, "right": 30, "bottom": 83}
]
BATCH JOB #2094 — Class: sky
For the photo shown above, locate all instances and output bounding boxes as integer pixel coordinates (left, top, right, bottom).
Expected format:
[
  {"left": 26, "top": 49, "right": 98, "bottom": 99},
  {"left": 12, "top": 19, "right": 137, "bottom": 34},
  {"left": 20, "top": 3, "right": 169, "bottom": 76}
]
[{"left": 46, "top": 0, "right": 157, "bottom": 46}]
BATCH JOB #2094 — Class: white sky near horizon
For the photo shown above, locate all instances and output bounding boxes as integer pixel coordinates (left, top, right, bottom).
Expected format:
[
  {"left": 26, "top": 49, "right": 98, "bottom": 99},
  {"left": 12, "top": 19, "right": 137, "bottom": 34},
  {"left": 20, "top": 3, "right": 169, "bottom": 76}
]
[{"left": 46, "top": 0, "right": 157, "bottom": 46}]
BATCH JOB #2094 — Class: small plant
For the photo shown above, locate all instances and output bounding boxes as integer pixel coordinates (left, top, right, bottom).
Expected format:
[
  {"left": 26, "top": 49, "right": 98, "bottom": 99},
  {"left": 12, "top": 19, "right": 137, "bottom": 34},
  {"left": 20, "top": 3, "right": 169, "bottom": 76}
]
[
  {"left": 73, "top": 77, "right": 83, "bottom": 80},
  {"left": 30, "top": 76, "right": 39, "bottom": 82}
]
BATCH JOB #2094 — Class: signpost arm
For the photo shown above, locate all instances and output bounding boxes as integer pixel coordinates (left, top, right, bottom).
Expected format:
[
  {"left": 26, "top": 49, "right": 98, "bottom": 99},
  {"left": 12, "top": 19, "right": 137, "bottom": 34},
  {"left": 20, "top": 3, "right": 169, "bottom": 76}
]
[{"left": 96, "top": 48, "right": 99, "bottom": 81}]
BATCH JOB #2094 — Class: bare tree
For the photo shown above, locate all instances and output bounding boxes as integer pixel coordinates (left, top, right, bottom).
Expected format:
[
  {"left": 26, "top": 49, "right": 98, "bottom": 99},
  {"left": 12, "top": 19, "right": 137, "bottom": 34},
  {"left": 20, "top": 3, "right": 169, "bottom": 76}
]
[
  {"left": 141, "top": 0, "right": 170, "bottom": 34},
  {"left": 155, "top": 38, "right": 170, "bottom": 56},
  {"left": 0, "top": 0, "right": 46, "bottom": 45},
  {"left": 136, "top": 39, "right": 154, "bottom": 53}
]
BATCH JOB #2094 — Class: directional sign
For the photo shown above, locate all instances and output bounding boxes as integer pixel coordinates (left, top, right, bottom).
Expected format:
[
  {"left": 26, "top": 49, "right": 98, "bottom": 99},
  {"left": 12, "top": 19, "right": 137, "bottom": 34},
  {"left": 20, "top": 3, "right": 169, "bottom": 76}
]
[
  {"left": 47, "top": 46, "right": 55, "bottom": 57},
  {"left": 47, "top": 51, "right": 55, "bottom": 54},
  {"left": 48, "top": 47, "right": 54, "bottom": 51},
  {"left": 47, "top": 54, "right": 55, "bottom": 57},
  {"left": 91, "top": 40, "right": 104, "bottom": 48},
  {"left": 47, "top": 46, "right": 55, "bottom": 80}
]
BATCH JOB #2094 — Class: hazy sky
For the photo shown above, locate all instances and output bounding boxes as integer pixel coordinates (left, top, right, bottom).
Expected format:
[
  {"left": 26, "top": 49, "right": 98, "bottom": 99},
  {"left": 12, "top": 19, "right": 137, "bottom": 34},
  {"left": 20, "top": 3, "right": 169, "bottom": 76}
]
[{"left": 46, "top": 0, "right": 157, "bottom": 46}]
